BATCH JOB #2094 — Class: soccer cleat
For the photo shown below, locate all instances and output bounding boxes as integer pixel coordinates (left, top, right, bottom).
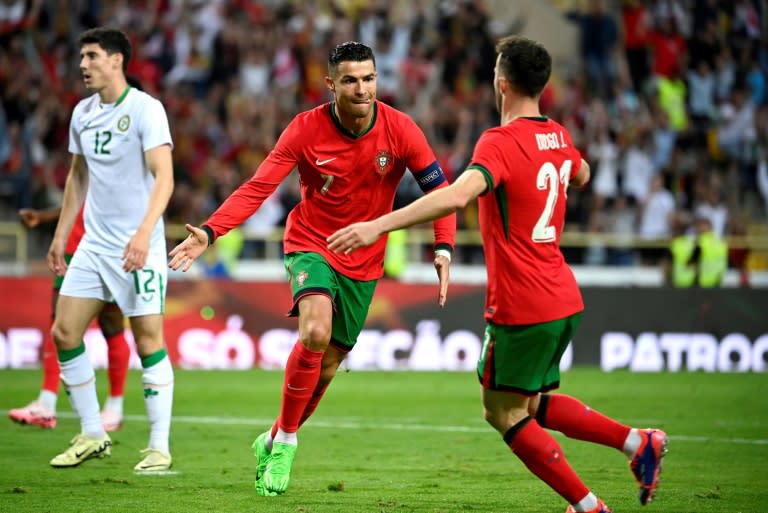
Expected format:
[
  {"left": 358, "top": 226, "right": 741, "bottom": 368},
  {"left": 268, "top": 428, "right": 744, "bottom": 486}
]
[
  {"left": 100, "top": 408, "right": 123, "bottom": 432},
  {"left": 134, "top": 448, "right": 172, "bottom": 472},
  {"left": 262, "top": 442, "right": 298, "bottom": 494},
  {"left": 565, "top": 498, "right": 612, "bottom": 513},
  {"left": 252, "top": 432, "right": 274, "bottom": 496},
  {"left": 50, "top": 433, "right": 112, "bottom": 467},
  {"left": 630, "top": 428, "right": 668, "bottom": 505},
  {"left": 9, "top": 401, "right": 57, "bottom": 429}
]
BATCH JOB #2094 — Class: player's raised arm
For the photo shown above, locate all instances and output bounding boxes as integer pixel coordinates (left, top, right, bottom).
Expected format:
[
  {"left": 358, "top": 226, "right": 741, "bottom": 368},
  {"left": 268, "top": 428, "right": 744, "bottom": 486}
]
[
  {"left": 328, "top": 169, "right": 487, "bottom": 256},
  {"left": 169, "top": 128, "right": 296, "bottom": 272}
]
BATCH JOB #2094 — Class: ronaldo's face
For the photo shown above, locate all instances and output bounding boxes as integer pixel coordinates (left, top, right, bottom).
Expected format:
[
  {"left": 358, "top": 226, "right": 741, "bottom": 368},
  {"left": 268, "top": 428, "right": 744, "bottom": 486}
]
[
  {"left": 328, "top": 60, "right": 377, "bottom": 119},
  {"left": 79, "top": 43, "right": 118, "bottom": 92}
]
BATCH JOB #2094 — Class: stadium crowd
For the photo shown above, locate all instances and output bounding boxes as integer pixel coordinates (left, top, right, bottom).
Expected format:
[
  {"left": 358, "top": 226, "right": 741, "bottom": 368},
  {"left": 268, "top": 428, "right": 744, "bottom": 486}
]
[{"left": 1, "top": 0, "right": 767, "bottom": 269}]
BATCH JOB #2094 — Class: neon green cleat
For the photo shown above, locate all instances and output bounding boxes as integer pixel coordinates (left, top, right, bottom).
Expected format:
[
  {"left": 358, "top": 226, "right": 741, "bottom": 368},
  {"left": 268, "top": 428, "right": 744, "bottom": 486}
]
[
  {"left": 252, "top": 432, "right": 275, "bottom": 496},
  {"left": 263, "top": 442, "right": 298, "bottom": 494}
]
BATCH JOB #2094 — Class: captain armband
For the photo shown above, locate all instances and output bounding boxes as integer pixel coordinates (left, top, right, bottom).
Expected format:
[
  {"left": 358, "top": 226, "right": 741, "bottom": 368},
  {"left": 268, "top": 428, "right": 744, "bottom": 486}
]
[{"left": 413, "top": 161, "right": 446, "bottom": 193}]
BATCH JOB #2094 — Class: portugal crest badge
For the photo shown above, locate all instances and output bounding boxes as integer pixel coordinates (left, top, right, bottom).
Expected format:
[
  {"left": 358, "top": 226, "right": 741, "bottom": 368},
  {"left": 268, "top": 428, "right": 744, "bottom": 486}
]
[
  {"left": 296, "top": 271, "right": 308, "bottom": 287},
  {"left": 375, "top": 150, "right": 393, "bottom": 176}
]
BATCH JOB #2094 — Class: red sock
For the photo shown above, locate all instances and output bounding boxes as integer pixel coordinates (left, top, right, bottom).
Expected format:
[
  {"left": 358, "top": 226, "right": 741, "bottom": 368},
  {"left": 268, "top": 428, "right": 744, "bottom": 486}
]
[
  {"left": 41, "top": 320, "right": 59, "bottom": 394},
  {"left": 539, "top": 394, "right": 630, "bottom": 451},
  {"left": 299, "top": 383, "right": 329, "bottom": 428},
  {"left": 277, "top": 341, "right": 324, "bottom": 433},
  {"left": 105, "top": 331, "right": 130, "bottom": 397},
  {"left": 270, "top": 383, "right": 330, "bottom": 437},
  {"left": 508, "top": 418, "right": 589, "bottom": 504}
]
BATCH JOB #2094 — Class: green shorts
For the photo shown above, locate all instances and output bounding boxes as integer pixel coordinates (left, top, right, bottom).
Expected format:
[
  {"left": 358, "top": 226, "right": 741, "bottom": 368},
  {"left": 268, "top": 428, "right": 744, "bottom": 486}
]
[
  {"left": 284, "top": 252, "right": 377, "bottom": 350},
  {"left": 53, "top": 254, "right": 74, "bottom": 290},
  {"left": 476, "top": 312, "right": 582, "bottom": 395}
]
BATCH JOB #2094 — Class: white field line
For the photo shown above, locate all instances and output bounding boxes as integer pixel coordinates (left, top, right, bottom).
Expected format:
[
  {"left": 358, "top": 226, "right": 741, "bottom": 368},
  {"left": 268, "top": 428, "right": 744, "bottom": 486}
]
[{"left": 29, "top": 412, "right": 768, "bottom": 446}]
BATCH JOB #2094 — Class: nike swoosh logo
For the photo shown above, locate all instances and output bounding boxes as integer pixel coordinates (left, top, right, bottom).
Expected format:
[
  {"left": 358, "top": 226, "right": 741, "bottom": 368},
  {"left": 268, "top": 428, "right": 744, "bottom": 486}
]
[
  {"left": 315, "top": 157, "right": 337, "bottom": 166},
  {"left": 286, "top": 384, "right": 308, "bottom": 391},
  {"left": 75, "top": 441, "right": 111, "bottom": 459}
]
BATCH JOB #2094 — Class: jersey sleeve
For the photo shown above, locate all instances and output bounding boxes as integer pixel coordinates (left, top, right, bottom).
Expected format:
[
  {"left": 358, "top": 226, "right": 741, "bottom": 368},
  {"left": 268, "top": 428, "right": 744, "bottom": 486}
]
[
  {"left": 138, "top": 98, "right": 173, "bottom": 151},
  {"left": 400, "top": 115, "right": 456, "bottom": 251},
  {"left": 204, "top": 118, "right": 301, "bottom": 241},
  {"left": 467, "top": 130, "right": 505, "bottom": 194}
]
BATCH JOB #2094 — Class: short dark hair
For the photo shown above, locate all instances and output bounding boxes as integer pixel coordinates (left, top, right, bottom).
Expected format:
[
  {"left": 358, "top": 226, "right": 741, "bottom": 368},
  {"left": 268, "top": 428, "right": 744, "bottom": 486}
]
[
  {"left": 495, "top": 35, "right": 551, "bottom": 98},
  {"left": 328, "top": 41, "right": 375, "bottom": 75},
  {"left": 78, "top": 27, "right": 132, "bottom": 72}
]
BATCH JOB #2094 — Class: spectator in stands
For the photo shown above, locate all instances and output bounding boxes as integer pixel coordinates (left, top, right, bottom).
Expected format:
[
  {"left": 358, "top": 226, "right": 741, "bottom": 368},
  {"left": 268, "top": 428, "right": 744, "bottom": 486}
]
[
  {"left": 694, "top": 175, "right": 729, "bottom": 238},
  {"left": 667, "top": 213, "right": 728, "bottom": 287},
  {"left": 621, "top": 0, "right": 652, "bottom": 92},
  {"left": 566, "top": 0, "right": 618, "bottom": 99},
  {"left": 639, "top": 173, "right": 677, "bottom": 265},
  {"left": 690, "top": 215, "right": 729, "bottom": 287}
]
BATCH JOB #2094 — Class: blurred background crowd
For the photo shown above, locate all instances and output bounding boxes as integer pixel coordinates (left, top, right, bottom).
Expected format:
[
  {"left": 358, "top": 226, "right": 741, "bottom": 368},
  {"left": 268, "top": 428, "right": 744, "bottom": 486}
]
[{"left": 1, "top": 0, "right": 767, "bottom": 278}]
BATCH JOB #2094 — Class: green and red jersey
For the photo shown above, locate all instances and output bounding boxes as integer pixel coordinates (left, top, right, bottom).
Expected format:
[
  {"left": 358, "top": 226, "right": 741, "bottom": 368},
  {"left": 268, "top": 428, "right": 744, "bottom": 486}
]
[
  {"left": 470, "top": 117, "right": 584, "bottom": 325},
  {"left": 204, "top": 101, "right": 456, "bottom": 280}
]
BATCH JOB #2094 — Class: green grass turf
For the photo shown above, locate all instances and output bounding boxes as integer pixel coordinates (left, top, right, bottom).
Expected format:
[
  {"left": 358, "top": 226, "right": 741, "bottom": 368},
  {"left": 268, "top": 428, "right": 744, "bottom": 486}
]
[{"left": 0, "top": 368, "right": 766, "bottom": 512}]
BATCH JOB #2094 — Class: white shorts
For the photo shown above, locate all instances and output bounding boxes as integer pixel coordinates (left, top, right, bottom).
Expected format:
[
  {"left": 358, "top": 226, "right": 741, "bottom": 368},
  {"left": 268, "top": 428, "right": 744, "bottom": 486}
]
[{"left": 60, "top": 247, "right": 168, "bottom": 317}]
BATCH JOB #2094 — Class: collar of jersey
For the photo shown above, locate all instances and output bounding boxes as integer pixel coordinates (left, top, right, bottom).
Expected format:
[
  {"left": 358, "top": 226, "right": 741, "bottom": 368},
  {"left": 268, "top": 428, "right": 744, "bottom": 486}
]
[
  {"left": 329, "top": 101, "right": 377, "bottom": 139},
  {"left": 100, "top": 85, "right": 131, "bottom": 109}
]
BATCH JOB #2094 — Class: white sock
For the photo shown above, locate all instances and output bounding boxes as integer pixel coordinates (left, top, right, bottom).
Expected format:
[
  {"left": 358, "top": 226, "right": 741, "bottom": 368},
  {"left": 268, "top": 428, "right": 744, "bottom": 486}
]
[
  {"left": 571, "top": 492, "right": 598, "bottom": 512},
  {"left": 265, "top": 430, "right": 274, "bottom": 451},
  {"left": 38, "top": 390, "right": 58, "bottom": 414},
  {"left": 60, "top": 351, "right": 104, "bottom": 438},
  {"left": 274, "top": 428, "right": 298, "bottom": 446},
  {"left": 142, "top": 354, "right": 174, "bottom": 454},
  {"left": 103, "top": 395, "right": 124, "bottom": 416},
  {"left": 623, "top": 428, "right": 643, "bottom": 458}
]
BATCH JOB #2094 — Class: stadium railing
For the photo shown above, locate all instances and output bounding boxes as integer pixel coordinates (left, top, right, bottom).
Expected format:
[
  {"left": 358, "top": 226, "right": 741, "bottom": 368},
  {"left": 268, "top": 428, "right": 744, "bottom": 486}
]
[{"left": 2, "top": 222, "right": 767, "bottom": 286}]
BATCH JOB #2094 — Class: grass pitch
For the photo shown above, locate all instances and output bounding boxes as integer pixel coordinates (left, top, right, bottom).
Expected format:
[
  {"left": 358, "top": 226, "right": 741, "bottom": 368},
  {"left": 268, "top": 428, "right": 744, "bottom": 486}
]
[{"left": 1, "top": 369, "right": 766, "bottom": 513}]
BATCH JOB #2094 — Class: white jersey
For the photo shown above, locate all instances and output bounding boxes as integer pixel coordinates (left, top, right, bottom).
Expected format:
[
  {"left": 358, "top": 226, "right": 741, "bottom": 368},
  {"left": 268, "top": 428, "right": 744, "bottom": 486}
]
[{"left": 68, "top": 86, "right": 173, "bottom": 256}]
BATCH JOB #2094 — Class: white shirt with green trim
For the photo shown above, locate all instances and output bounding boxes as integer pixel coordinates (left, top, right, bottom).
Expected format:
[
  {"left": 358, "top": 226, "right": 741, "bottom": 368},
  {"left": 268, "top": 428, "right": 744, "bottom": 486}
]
[{"left": 68, "top": 86, "right": 173, "bottom": 256}]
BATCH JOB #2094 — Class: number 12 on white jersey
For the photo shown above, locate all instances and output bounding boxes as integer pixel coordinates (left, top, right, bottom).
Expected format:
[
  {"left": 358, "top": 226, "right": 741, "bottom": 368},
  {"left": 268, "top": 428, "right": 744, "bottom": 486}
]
[{"left": 531, "top": 160, "right": 572, "bottom": 243}]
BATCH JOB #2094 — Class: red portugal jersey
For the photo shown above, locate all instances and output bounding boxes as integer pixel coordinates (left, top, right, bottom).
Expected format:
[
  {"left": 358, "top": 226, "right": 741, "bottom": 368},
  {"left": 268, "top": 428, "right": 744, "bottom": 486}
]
[
  {"left": 205, "top": 101, "right": 456, "bottom": 280},
  {"left": 469, "top": 117, "right": 584, "bottom": 325},
  {"left": 65, "top": 207, "right": 86, "bottom": 255}
]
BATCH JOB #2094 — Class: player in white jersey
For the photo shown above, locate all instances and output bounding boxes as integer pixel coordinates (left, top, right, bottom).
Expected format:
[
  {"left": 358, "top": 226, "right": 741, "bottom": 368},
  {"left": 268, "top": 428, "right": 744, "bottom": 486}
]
[{"left": 47, "top": 27, "right": 176, "bottom": 472}]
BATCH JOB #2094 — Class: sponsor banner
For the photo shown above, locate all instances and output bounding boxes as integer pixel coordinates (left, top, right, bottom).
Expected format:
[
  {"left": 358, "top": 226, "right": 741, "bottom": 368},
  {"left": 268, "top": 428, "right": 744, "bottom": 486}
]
[
  {"left": 0, "top": 278, "right": 765, "bottom": 372},
  {"left": 579, "top": 288, "right": 768, "bottom": 372}
]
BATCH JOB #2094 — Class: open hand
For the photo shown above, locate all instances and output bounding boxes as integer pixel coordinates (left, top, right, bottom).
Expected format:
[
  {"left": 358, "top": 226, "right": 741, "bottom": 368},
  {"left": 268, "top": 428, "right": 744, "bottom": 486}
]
[{"left": 168, "top": 224, "right": 209, "bottom": 271}]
